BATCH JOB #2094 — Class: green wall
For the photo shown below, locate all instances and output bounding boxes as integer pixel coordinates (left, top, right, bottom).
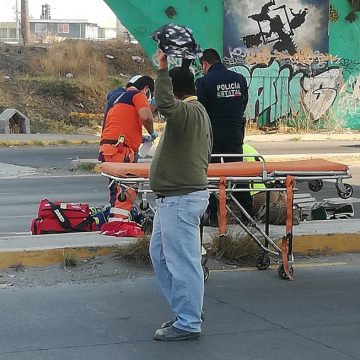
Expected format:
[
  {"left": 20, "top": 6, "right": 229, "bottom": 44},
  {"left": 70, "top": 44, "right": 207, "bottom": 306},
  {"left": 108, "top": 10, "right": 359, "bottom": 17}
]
[
  {"left": 330, "top": 0, "right": 360, "bottom": 129},
  {"left": 104, "top": 0, "right": 360, "bottom": 130},
  {"left": 329, "top": 0, "right": 360, "bottom": 80},
  {"left": 104, "top": 0, "right": 223, "bottom": 64}
]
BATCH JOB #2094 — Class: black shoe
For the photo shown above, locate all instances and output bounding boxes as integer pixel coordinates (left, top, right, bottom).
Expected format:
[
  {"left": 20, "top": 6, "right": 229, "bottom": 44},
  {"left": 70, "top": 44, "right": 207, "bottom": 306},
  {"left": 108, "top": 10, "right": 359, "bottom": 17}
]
[
  {"left": 153, "top": 326, "right": 201, "bottom": 341},
  {"left": 161, "top": 319, "right": 176, "bottom": 329},
  {"left": 161, "top": 311, "right": 205, "bottom": 329}
]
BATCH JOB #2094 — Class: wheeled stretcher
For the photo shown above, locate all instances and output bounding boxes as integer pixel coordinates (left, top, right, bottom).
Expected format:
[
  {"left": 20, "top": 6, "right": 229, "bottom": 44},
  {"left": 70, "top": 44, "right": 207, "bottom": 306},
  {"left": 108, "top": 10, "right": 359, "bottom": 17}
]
[{"left": 100, "top": 158, "right": 352, "bottom": 280}]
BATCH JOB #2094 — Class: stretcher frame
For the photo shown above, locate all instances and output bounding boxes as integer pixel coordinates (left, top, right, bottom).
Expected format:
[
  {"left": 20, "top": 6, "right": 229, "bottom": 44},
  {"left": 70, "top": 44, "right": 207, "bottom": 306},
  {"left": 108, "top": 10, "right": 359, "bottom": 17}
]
[{"left": 100, "top": 156, "right": 352, "bottom": 280}]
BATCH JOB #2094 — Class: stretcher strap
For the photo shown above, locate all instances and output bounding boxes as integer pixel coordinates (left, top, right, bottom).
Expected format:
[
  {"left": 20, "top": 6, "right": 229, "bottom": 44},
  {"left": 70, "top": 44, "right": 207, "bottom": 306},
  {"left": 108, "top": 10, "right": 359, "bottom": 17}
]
[
  {"left": 281, "top": 175, "right": 296, "bottom": 281},
  {"left": 281, "top": 236, "right": 293, "bottom": 281},
  {"left": 285, "top": 175, "right": 295, "bottom": 234},
  {"left": 218, "top": 176, "right": 227, "bottom": 235}
]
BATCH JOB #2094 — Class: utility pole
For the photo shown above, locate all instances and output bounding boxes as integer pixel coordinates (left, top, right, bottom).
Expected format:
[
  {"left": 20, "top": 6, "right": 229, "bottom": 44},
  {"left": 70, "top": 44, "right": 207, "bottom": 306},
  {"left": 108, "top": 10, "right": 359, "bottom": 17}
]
[
  {"left": 20, "top": 0, "right": 31, "bottom": 45},
  {"left": 15, "top": 0, "right": 20, "bottom": 43}
]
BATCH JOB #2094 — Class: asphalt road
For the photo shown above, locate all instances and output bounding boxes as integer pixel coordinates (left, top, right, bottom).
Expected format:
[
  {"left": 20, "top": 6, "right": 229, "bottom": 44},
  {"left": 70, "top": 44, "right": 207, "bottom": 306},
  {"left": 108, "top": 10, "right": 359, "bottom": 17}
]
[
  {"left": 0, "top": 144, "right": 358, "bottom": 236},
  {"left": 0, "top": 145, "right": 99, "bottom": 170},
  {"left": 0, "top": 175, "right": 108, "bottom": 236},
  {"left": 1, "top": 259, "right": 360, "bottom": 360}
]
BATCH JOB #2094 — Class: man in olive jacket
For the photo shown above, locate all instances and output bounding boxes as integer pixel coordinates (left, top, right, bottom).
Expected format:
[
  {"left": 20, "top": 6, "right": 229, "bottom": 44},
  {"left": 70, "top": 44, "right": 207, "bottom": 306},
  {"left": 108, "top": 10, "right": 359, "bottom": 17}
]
[{"left": 149, "top": 49, "right": 213, "bottom": 341}]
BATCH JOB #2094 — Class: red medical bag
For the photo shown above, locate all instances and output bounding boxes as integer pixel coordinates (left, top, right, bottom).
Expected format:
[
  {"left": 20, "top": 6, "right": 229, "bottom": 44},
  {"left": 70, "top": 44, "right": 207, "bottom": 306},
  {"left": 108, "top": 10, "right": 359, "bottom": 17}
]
[{"left": 31, "top": 199, "right": 97, "bottom": 235}]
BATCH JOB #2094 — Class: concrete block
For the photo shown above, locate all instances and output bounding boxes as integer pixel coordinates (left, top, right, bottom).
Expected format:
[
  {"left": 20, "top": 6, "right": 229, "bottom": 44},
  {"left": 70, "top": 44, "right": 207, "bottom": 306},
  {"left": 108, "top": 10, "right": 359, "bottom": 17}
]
[{"left": 0, "top": 108, "right": 30, "bottom": 134}]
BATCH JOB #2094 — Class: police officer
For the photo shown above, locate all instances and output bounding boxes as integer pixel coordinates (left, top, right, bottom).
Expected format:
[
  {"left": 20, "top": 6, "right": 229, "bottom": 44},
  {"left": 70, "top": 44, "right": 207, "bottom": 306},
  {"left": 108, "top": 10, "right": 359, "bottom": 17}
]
[{"left": 196, "top": 48, "right": 253, "bottom": 220}]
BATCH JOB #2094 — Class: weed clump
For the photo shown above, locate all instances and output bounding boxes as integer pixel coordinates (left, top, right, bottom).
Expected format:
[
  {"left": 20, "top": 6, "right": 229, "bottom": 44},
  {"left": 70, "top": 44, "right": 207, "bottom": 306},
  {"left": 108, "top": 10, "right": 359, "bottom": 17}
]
[
  {"left": 114, "top": 236, "right": 151, "bottom": 265},
  {"left": 62, "top": 257, "right": 77, "bottom": 269},
  {"left": 210, "top": 232, "right": 261, "bottom": 265}
]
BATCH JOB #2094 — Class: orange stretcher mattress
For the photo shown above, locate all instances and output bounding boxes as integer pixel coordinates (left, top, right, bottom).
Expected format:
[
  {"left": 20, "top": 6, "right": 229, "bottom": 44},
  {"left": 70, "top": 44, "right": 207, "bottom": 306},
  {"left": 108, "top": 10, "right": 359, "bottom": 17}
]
[{"left": 100, "top": 159, "right": 349, "bottom": 179}]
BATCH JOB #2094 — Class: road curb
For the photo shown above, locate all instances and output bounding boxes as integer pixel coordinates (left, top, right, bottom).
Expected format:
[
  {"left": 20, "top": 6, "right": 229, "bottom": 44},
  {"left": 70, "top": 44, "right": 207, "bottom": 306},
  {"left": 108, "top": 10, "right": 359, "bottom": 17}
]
[
  {"left": 0, "top": 246, "right": 117, "bottom": 269},
  {"left": 204, "top": 224, "right": 360, "bottom": 256},
  {"left": 0, "top": 232, "right": 359, "bottom": 270},
  {"left": 0, "top": 232, "right": 134, "bottom": 270},
  {"left": 292, "top": 233, "right": 360, "bottom": 255}
]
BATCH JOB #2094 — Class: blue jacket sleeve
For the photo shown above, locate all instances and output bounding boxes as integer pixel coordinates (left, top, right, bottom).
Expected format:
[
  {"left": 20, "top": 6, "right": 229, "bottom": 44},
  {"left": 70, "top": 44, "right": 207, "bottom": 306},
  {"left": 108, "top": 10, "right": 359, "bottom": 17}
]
[{"left": 195, "top": 77, "right": 208, "bottom": 109}]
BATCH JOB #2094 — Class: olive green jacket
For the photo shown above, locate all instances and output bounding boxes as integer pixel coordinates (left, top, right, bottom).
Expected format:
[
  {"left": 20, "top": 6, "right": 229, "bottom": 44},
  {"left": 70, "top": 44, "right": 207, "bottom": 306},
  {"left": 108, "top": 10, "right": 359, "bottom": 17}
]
[{"left": 149, "top": 69, "right": 213, "bottom": 196}]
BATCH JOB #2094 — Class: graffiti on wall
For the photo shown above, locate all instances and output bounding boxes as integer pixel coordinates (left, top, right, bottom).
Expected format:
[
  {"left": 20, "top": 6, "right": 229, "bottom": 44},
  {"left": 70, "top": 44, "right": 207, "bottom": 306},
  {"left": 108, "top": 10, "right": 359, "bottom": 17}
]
[
  {"left": 224, "top": 0, "right": 329, "bottom": 64},
  {"left": 243, "top": 1, "right": 308, "bottom": 55},
  {"left": 335, "top": 75, "right": 360, "bottom": 121},
  {"left": 339, "top": 58, "right": 360, "bottom": 76},
  {"left": 345, "top": 0, "right": 360, "bottom": 22},
  {"left": 224, "top": 46, "right": 340, "bottom": 71},
  {"left": 230, "top": 61, "right": 343, "bottom": 125},
  {"left": 221, "top": 0, "right": 360, "bottom": 129},
  {"left": 302, "top": 68, "right": 343, "bottom": 120}
]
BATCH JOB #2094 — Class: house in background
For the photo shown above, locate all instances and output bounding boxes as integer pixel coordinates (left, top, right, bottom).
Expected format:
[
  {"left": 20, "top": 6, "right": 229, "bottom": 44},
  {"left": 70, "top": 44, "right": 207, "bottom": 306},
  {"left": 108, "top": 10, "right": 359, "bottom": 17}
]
[
  {"left": 29, "top": 19, "right": 99, "bottom": 42},
  {"left": 98, "top": 27, "right": 117, "bottom": 40},
  {"left": 0, "top": 22, "right": 19, "bottom": 43},
  {"left": 0, "top": 3, "right": 118, "bottom": 43},
  {"left": 0, "top": 19, "right": 121, "bottom": 43}
]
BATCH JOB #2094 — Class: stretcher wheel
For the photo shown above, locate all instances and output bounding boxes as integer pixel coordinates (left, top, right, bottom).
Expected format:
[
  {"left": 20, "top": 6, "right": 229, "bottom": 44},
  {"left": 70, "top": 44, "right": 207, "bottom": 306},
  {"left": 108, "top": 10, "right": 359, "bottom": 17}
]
[
  {"left": 256, "top": 254, "right": 270, "bottom": 270},
  {"left": 117, "top": 192, "right": 127, "bottom": 202},
  {"left": 203, "top": 266, "right": 209, "bottom": 282},
  {"left": 277, "top": 264, "right": 294, "bottom": 280},
  {"left": 139, "top": 200, "right": 149, "bottom": 211},
  {"left": 308, "top": 179, "right": 323, "bottom": 192},
  {"left": 337, "top": 183, "right": 353, "bottom": 199},
  {"left": 141, "top": 217, "right": 153, "bottom": 233}
]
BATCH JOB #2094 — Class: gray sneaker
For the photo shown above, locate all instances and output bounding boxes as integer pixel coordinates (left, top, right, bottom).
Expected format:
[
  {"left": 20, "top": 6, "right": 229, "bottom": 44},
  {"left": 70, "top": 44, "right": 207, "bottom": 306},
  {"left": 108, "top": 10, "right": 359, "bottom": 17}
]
[
  {"left": 161, "top": 311, "right": 205, "bottom": 328},
  {"left": 153, "top": 326, "right": 201, "bottom": 341}
]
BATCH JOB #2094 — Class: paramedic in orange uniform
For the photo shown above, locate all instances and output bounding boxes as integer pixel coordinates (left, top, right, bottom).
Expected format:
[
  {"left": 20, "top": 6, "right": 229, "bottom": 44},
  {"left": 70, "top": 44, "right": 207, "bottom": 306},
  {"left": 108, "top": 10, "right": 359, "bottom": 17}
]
[{"left": 99, "top": 75, "right": 157, "bottom": 219}]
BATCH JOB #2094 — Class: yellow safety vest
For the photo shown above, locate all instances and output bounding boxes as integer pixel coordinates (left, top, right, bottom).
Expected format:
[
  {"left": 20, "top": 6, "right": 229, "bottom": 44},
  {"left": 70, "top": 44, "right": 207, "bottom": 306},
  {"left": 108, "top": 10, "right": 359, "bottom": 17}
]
[{"left": 243, "top": 143, "right": 266, "bottom": 195}]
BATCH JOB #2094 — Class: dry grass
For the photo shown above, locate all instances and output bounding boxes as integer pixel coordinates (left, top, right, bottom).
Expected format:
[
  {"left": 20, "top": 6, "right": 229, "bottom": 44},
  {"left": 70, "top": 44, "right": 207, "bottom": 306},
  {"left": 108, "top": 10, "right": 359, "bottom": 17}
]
[
  {"left": 210, "top": 232, "right": 261, "bottom": 265},
  {"left": 0, "top": 139, "right": 97, "bottom": 147},
  {"left": 277, "top": 102, "right": 346, "bottom": 133},
  {"left": 0, "top": 39, "right": 156, "bottom": 134},
  {"left": 31, "top": 40, "right": 108, "bottom": 81},
  {"left": 0, "top": 76, "right": 12, "bottom": 107},
  {"left": 247, "top": 100, "right": 347, "bottom": 134},
  {"left": 114, "top": 235, "right": 152, "bottom": 265},
  {"left": 71, "top": 162, "right": 97, "bottom": 172}
]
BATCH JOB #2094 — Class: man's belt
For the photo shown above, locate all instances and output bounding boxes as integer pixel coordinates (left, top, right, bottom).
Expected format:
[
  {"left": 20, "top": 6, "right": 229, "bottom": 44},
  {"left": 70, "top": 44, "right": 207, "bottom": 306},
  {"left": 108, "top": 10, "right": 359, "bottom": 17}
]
[{"left": 100, "top": 139, "right": 118, "bottom": 145}]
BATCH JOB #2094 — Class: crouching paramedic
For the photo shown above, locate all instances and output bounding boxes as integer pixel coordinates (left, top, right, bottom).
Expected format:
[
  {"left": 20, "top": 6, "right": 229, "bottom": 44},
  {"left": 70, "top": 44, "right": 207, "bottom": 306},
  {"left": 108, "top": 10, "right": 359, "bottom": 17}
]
[{"left": 99, "top": 75, "right": 157, "bottom": 220}]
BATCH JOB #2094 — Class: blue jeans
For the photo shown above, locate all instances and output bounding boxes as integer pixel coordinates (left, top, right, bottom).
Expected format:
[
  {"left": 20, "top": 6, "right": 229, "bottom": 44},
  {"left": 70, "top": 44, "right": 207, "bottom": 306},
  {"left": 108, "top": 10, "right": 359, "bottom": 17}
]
[{"left": 150, "top": 190, "right": 209, "bottom": 332}]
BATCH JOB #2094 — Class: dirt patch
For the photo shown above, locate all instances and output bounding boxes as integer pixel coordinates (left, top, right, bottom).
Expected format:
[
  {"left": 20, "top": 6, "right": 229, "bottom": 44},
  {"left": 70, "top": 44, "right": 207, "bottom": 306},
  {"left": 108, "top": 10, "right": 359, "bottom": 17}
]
[
  {"left": 0, "top": 254, "right": 251, "bottom": 290},
  {"left": 0, "top": 255, "right": 151, "bottom": 289},
  {"left": 1, "top": 252, "right": 359, "bottom": 289},
  {"left": 0, "top": 40, "right": 155, "bottom": 134}
]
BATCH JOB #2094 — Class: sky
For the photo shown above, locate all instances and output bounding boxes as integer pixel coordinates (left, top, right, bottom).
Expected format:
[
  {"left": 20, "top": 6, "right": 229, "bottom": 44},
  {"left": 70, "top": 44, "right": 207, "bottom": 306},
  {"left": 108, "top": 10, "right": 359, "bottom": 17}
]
[{"left": 0, "top": 0, "right": 117, "bottom": 27}]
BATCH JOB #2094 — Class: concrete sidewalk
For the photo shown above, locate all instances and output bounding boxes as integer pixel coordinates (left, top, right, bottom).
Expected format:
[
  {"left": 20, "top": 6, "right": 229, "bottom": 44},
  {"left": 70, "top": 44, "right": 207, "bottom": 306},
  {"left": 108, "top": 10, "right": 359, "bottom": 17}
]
[{"left": 0, "top": 219, "right": 359, "bottom": 270}]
